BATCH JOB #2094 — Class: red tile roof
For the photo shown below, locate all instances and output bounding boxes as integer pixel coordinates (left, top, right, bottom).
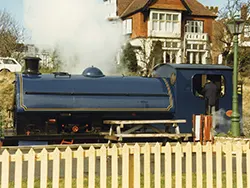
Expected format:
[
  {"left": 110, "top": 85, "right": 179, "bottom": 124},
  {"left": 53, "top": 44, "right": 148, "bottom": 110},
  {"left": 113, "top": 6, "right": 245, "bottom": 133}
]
[
  {"left": 183, "top": 0, "right": 217, "bottom": 17},
  {"left": 117, "top": 0, "right": 135, "bottom": 16},
  {"left": 120, "top": 0, "right": 149, "bottom": 17},
  {"left": 149, "top": 0, "right": 187, "bottom": 11},
  {"left": 119, "top": 0, "right": 217, "bottom": 18}
]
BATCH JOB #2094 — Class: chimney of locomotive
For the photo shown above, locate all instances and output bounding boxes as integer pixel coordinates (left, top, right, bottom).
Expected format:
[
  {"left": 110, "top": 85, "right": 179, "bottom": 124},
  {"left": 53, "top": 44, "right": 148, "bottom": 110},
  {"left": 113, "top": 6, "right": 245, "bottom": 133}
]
[{"left": 23, "top": 57, "right": 41, "bottom": 75}]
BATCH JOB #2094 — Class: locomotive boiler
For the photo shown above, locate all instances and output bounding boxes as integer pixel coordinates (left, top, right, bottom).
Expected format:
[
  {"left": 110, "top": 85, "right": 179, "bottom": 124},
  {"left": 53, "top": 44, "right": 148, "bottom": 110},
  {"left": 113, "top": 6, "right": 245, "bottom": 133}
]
[{"left": 9, "top": 57, "right": 176, "bottom": 144}]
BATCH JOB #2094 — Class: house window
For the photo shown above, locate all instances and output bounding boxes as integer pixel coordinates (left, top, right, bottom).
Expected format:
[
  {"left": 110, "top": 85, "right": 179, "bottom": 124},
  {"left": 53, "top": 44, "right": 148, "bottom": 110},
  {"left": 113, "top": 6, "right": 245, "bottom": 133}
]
[
  {"left": 123, "top": 19, "right": 132, "bottom": 35},
  {"left": 244, "top": 24, "right": 250, "bottom": 37},
  {"left": 164, "top": 50, "right": 178, "bottom": 63},
  {"left": 186, "top": 52, "right": 205, "bottom": 64},
  {"left": 172, "top": 42, "right": 178, "bottom": 48},
  {"left": 186, "top": 20, "right": 203, "bottom": 33},
  {"left": 151, "top": 12, "right": 180, "bottom": 32}
]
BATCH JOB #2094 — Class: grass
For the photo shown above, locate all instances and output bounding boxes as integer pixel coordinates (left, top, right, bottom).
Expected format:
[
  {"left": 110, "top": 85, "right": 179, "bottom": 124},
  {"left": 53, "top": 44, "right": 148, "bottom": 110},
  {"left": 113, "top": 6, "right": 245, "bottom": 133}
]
[{"left": 5, "top": 173, "right": 248, "bottom": 188}]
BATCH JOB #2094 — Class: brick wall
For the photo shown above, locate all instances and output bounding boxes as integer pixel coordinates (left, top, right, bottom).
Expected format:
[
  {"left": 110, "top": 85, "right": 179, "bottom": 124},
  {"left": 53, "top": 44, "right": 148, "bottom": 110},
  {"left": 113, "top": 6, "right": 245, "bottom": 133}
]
[{"left": 130, "top": 12, "right": 148, "bottom": 38}]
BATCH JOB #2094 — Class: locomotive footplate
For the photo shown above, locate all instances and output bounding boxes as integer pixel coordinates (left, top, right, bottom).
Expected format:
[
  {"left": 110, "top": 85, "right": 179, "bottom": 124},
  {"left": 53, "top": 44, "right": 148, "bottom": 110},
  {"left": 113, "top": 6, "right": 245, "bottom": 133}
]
[
  {"left": 2, "top": 128, "right": 106, "bottom": 145},
  {"left": 103, "top": 119, "right": 192, "bottom": 144}
]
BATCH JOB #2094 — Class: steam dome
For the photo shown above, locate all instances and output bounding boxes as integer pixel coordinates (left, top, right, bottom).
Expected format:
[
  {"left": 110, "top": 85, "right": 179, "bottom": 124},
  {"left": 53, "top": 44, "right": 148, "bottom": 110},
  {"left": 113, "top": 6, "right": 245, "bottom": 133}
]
[{"left": 82, "top": 66, "right": 105, "bottom": 78}]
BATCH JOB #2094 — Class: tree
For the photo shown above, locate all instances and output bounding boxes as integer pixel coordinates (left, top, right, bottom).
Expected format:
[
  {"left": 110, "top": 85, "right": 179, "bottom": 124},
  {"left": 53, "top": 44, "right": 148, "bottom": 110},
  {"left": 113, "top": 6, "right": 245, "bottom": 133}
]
[
  {"left": 0, "top": 10, "right": 24, "bottom": 60},
  {"left": 136, "top": 39, "right": 163, "bottom": 77},
  {"left": 214, "top": 0, "right": 250, "bottom": 76},
  {"left": 151, "top": 40, "right": 163, "bottom": 66},
  {"left": 119, "top": 42, "right": 138, "bottom": 74},
  {"left": 39, "top": 48, "right": 62, "bottom": 73}
]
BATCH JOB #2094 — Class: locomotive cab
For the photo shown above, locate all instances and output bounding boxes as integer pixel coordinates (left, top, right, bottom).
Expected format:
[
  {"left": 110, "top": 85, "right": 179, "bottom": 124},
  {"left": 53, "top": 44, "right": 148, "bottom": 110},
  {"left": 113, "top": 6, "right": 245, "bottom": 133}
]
[{"left": 153, "top": 63, "right": 242, "bottom": 134}]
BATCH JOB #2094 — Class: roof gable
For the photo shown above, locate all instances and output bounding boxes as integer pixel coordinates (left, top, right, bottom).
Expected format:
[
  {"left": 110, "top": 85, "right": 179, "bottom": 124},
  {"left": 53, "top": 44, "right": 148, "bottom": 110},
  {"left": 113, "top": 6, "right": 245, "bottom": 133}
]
[
  {"left": 183, "top": 0, "right": 217, "bottom": 17},
  {"left": 119, "top": 0, "right": 217, "bottom": 18},
  {"left": 117, "top": 0, "right": 135, "bottom": 16},
  {"left": 120, "top": 0, "right": 149, "bottom": 17},
  {"left": 149, "top": 0, "right": 187, "bottom": 11}
]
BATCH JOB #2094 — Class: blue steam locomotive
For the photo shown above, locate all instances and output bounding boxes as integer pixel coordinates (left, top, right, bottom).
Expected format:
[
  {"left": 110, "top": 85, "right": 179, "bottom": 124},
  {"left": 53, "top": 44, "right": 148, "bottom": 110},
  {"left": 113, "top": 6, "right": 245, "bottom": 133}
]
[{"left": 3, "top": 57, "right": 242, "bottom": 145}]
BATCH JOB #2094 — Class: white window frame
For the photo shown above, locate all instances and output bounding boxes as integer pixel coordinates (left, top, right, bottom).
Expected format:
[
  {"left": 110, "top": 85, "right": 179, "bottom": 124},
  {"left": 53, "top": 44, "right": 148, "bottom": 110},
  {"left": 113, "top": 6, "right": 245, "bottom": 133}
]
[
  {"left": 123, "top": 19, "right": 132, "bottom": 35},
  {"left": 186, "top": 20, "right": 204, "bottom": 33},
  {"left": 149, "top": 10, "right": 181, "bottom": 37},
  {"left": 244, "top": 24, "right": 250, "bottom": 37}
]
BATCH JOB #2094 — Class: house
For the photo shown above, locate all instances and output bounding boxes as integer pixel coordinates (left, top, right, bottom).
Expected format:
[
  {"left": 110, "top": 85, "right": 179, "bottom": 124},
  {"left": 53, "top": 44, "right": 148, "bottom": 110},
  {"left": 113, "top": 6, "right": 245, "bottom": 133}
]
[{"left": 104, "top": 0, "right": 218, "bottom": 65}]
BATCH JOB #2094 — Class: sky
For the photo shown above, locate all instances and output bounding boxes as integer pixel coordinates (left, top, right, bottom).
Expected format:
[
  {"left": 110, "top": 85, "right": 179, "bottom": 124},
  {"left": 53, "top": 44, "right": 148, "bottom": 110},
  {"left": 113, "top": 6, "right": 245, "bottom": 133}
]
[{"left": 0, "top": 0, "right": 227, "bottom": 31}]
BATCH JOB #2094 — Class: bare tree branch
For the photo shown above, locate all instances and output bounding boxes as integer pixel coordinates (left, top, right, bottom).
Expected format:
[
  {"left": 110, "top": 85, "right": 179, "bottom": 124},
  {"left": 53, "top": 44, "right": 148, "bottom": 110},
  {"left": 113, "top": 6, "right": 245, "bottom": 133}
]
[{"left": 0, "top": 10, "right": 24, "bottom": 59}]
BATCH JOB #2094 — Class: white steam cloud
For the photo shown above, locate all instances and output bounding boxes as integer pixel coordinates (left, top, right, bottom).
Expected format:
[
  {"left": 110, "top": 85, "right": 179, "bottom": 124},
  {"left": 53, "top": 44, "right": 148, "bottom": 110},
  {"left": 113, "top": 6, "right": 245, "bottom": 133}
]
[
  {"left": 23, "top": 0, "right": 123, "bottom": 74},
  {"left": 213, "top": 109, "right": 244, "bottom": 135}
]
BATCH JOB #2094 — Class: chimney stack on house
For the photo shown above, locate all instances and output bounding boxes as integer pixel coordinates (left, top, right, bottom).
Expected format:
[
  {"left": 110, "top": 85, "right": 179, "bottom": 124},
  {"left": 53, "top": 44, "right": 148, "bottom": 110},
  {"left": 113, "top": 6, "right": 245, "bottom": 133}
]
[
  {"left": 206, "top": 6, "right": 219, "bottom": 15},
  {"left": 241, "top": 4, "right": 248, "bottom": 20}
]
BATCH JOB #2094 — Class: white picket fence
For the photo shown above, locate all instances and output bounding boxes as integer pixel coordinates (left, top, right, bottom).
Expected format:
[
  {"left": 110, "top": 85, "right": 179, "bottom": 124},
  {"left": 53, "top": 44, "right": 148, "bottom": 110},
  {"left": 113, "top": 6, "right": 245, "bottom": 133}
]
[{"left": 0, "top": 142, "right": 250, "bottom": 188}]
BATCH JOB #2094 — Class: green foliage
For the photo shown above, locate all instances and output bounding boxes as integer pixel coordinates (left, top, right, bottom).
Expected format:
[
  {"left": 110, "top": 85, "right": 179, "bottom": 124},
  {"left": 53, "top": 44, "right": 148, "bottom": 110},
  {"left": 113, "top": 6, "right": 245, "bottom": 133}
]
[
  {"left": 225, "top": 47, "right": 250, "bottom": 78},
  {"left": 39, "top": 49, "right": 62, "bottom": 73},
  {"left": 142, "top": 40, "right": 163, "bottom": 77},
  {"left": 151, "top": 40, "right": 163, "bottom": 65},
  {"left": 0, "top": 112, "right": 4, "bottom": 140},
  {"left": 119, "top": 42, "right": 138, "bottom": 73}
]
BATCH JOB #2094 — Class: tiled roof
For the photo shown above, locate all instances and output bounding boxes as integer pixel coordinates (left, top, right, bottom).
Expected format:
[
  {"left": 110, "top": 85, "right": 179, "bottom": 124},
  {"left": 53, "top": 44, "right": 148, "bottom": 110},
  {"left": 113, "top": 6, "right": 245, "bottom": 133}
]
[
  {"left": 183, "top": 0, "right": 217, "bottom": 17},
  {"left": 117, "top": 0, "right": 135, "bottom": 16},
  {"left": 149, "top": 0, "right": 187, "bottom": 11},
  {"left": 120, "top": 0, "right": 149, "bottom": 17},
  {"left": 119, "top": 0, "right": 217, "bottom": 18}
]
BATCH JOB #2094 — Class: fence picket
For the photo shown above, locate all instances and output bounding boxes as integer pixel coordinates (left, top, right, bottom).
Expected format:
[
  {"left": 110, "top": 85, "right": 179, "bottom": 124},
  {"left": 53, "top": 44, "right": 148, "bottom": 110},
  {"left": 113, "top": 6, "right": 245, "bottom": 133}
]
[
  {"left": 27, "top": 149, "right": 35, "bottom": 188},
  {"left": 216, "top": 142, "right": 222, "bottom": 188},
  {"left": 111, "top": 144, "right": 118, "bottom": 188},
  {"left": 100, "top": 145, "right": 107, "bottom": 188},
  {"left": 75, "top": 146, "right": 84, "bottom": 188},
  {"left": 52, "top": 147, "right": 60, "bottom": 188},
  {"left": 1, "top": 149, "right": 9, "bottom": 188},
  {"left": 246, "top": 142, "right": 250, "bottom": 188},
  {"left": 206, "top": 142, "right": 213, "bottom": 188},
  {"left": 64, "top": 147, "right": 73, "bottom": 188},
  {"left": 164, "top": 143, "right": 172, "bottom": 188},
  {"left": 0, "top": 141, "right": 250, "bottom": 188},
  {"left": 14, "top": 149, "right": 23, "bottom": 188},
  {"left": 175, "top": 142, "right": 182, "bottom": 188},
  {"left": 196, "top": 142, "right": 203, "bottom": 188},
  {"left": 134, "top": 143, "right": 140, "bottom": 188},
  {"left": 144, "top": 143, "right": 151, "bottom": 188},
  {"left": 122, "top": 144, "right": 129, "bottom": 188},
  {"left": 225, "top": 142, "right": 233, "bottom": 188},
  {"left": 154, "top": 143, "right": 161, "bottom": 188},
  {"left": 40, "top": 148, "right": 48, "bottom": 188},
  {"left": 185, "top": 142, "right": 192, "bottom": 188},
  {"left": 236, "top": 142, "right": 243, "bottom": 188},
  {"left": 88, "top": 146, "right": 96, "bottom": 188}
]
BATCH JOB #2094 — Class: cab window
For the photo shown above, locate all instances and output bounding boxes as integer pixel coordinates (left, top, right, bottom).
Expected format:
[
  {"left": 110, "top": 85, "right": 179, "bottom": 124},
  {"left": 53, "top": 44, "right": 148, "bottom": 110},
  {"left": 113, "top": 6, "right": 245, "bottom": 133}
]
[{"left": 192, "top": 74, "right": 225, "bottom": 97}]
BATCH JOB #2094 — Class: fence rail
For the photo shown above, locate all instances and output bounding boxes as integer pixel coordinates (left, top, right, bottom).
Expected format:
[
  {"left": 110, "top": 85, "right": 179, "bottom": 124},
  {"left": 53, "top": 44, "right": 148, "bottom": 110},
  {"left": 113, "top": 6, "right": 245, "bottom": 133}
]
[{"left": 0, "top": 142, "right": 250, "bottom": 188}]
